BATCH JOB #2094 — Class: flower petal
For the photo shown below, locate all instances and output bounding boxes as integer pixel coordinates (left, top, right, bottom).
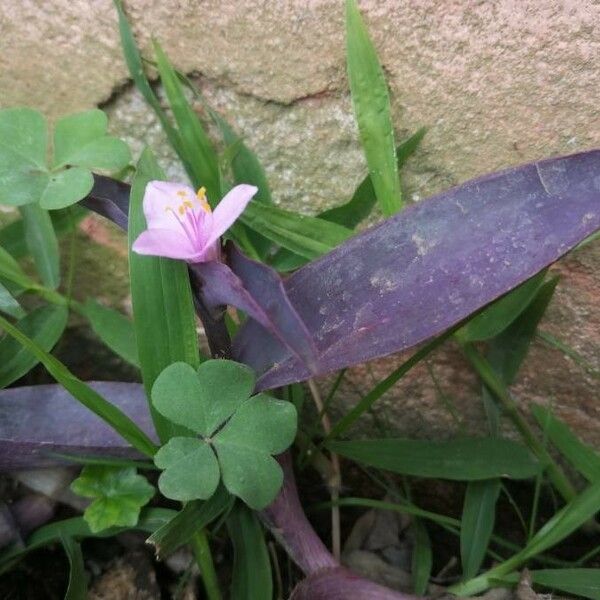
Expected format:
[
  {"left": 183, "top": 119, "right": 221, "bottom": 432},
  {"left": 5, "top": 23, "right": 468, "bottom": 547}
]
[
  {"left": 143, "top": 180, "right": 197, "bottom": 231},
  {"left": 132, "top": 228, "right": 199, "bottom": 261},
  {"left": 205, "top": 184, "right": 258, "bottom": 248}
]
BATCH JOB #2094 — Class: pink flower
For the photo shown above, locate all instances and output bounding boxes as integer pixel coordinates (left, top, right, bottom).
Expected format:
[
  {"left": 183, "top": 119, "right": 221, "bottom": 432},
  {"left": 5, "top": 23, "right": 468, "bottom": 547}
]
[{"left": 132, "top": 181, "right": 257, "bottom": 263}]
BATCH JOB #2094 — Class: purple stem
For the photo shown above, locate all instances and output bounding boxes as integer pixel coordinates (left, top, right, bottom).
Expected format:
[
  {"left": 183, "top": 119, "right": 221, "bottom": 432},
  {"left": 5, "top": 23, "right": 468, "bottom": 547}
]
[
  {"left": 289, "top": 567, "right": 421, "bottom": 600},
  {"left": 192, "top": 285, "right": 423, "bottom": 599}
]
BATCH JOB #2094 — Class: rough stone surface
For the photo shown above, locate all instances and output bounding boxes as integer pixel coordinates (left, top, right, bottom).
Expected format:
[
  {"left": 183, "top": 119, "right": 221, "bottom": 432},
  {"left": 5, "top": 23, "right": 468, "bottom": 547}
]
[{"left": 0, "top": 1, "right": 598, "bottom": 444}]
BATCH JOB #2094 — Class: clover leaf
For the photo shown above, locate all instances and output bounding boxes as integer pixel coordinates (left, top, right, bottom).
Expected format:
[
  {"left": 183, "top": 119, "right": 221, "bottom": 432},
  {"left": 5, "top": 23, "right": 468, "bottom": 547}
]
[
  {"left": 0, "top": 108, "right": 130, "bottom": 209},
  {"left": 70, "top": 466, "right": 154, "bottom": 533},
  {"left": 152, "top": 360, "right": 297, "bottom": 509}
]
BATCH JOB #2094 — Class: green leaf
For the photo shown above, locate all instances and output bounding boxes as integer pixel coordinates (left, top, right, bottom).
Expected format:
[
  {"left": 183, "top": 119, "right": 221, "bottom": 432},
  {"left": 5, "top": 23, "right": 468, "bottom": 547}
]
[
  {"left": 128, "top": 149, "right": 201, "bottom": 442},
  {"left": 460, "top": 479, "right": 501, "bottom": 580},
  {"left": 53, "top": 109, "right": 130, "bottom": 171},
  {"left": 241, "top": 201, "right": 352, "bottom": 260},
  {"left": 154, "top": 437, "right": 220, "bottom": 502},
  {"left": 152, "top": 360, "right": 297, "bottom": 508},
  {"left": 0, "top": 312, "right": 158, "bottom": 457},
  {"left": 411, "top": 519, "right": 432, "bottom": 595},
  {"left": 0, "top": 305, "right": 67, "bottom": 388},
  {"left": 227, "top": 503, "right": 273, "bottom": 600},
  {"left": 82, "top": 299, "right": 139, "bottom": 367},
  {"left": 319, "top": 127, "right": 426, "bottom": 229},
  {"left": 19, "top": 203, "right": 60, "bottom": 288},
  {"left": 346, "top": 0, "right": 401, "bottom": 216},
  {"left": 0, "top": 108, "right": 49, "bottom": 206},
  {"left": 214, "top": 394, "right": 297, "bottom": 509},
  {"left": 39, "top": 167, "right": 94, "bottom": 210},
  {"left": 500, "top": 569, "right": 600, "bottom": 600},
  {"left": 71, "top": 466, "right": 154, "bottom": 533},
  {"left": 456, "top": 270, "right": 547, "bottom": 342},
  {"left": 153, "top": 40, "right": 221, "bottom": 201},
  {"left": 147, "top": 485, "right": 232, "bottom": 558},
  {"left": 0, "top": 282, "right": 25, "bottom": 318},
  {"left": 531, "top": 405, "right": 600, "bottom": 483},
  {"left": 60, "top": 535, "right": 87, "bottom": 600},
  {"left": 327, "top": 437, "right": 539, "bottom": 480},
  {"left": 152, "top": 360, "right": 255, "bottom": 437}
]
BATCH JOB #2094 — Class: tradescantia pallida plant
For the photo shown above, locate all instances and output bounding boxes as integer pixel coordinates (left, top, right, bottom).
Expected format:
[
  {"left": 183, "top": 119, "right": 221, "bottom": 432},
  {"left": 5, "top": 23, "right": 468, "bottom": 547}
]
[{"left": 0, "top": 0, "right": 599, "bottom": 599}]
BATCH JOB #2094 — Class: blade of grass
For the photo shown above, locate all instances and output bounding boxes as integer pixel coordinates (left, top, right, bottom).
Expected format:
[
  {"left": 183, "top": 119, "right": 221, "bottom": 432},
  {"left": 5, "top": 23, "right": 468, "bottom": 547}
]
[
  {"left": 19, "top": 204, "right": 60, "bottom": 289},
  {"left": 460, "top": 479, "right": 501, "bottom": 580},
  {"left": 60, "top": 534, "right": 87, "bottom": 600},
  {"left": 346, "top": 0, "right": 401, "bottom": 216},
  {"left": 0, "top": 305, "right": 68, "bottom": 388},
  {"left": 531, "top": 405, "right": 600, "bottom": 483},
  {"left": 153, "top": 40, "right": 221, "bottom": 200},
  {"left": 81, "top": 299, "right": 139, "bottom": 368},
  {"left": 319, "top": 127, "right": 426, "bottom": 228},
  {"left": 128, "top": 149, "right": 200, "bottom": 442},
  {"left": 113, "top": 0, "right": 185, "bottom": 159},
  {"left": 327, "top": 437, "right": 539, "bottom": 481},
  {"left": 227, "top": 503, "right": 273, "bottom": 600},
  {"left": 461, "top": 342, "right": 575, "bottom": 503},
  {"left": 411, "top": 519, "right": 432, "bottom": 594},
  {"left": 147, "top": 486, "right": 231, "bottom": 559}
]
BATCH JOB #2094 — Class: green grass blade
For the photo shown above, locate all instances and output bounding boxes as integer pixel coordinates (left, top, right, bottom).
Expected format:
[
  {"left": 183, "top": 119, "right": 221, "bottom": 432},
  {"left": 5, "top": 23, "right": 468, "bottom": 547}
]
[
  {"left": 19, "top": 203, "right": 60, "bottom": 289},
  {"left": 346, "top": 0, "right": 401, "bottom": 216},
  {"left": 60, "top": 534, "right": 87, "bottom": 600},
  {"left": 460, "top": 479, "right": 501, "bottom": 580},
  {"left": 327, "top": 438, "right": 539, "bottom": 481},
  {"left": 0, "top": 282, "right": 25, "bottom": 319},
  {"left": 112, "top": 0, "right": 184, "bottom": 158},
  {"left": 128, "top": 149, "right": 200, "bottom": 442},
  {"left": 456, "top": 270, "right": 547, "bottom": 343},
  {"left": 147, "top": 486, "right": 231, "bottom": 559},
  {"left": 81, "top": 299, "right": 139, "bottom": 367},
  {"left": 241, "top": 202, "right": 352, "bottom": 260},
  {"left": 531, "top": 405, "right": 600, "bottom": 483},
  {"left": 493, "top": 569, "right": 600, "bottom": 599},
  {"left": 320, "top": 127, "right": 426, "bottom": 228},
  {"left": 487, "top": 277, "right": 559, "bottom": 385},
  {"left": 0, "top": 305, "right": 68, "bottom": 388},
  {"left": 153, "top": 40, "right": 221, "bottom": 200},
  {"left": 227, "top": 503, "right": 273, "bottom": 600},
  {"left": 411, "top": 519, "right": 432, "bottom": 594},
  {"left": 0, "top": 313, "right": 158, "bottom": 457}
]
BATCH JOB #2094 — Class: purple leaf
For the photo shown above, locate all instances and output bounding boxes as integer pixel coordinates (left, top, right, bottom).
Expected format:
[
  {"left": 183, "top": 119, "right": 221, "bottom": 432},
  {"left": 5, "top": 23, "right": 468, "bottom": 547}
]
[
  {"left": 233, "top": 150, "right": 600, "bottom": 390},
  {"left": 81, "top": 175, "right": 130, "bottom": 231},
  {"left": 290, "top": 567, "right": 420, "bottom": 600},
  {"left": 0, "top": 382, "right": 156, "bottom": 469},
  {"left": 191, "top": 245, "right": 319, "bottom": 373}
]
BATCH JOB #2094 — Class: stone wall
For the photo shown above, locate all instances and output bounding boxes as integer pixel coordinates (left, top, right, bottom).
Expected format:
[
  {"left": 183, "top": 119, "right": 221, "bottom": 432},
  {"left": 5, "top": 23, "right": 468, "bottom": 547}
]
[{"left": 1, "top": 1, "right": 598, "bottom": 444}]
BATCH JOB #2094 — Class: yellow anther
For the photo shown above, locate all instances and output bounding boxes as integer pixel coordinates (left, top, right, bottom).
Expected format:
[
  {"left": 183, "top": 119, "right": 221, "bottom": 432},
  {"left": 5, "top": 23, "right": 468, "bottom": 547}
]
[
  {"left": 178, "top": 205, "right": 185, "bottom": 215},
  {"left": 177, "top": 190, "right": 187, "bottom": 197},
  {"left": 196, "top": 186, "right": 206, "bottom": 199}
]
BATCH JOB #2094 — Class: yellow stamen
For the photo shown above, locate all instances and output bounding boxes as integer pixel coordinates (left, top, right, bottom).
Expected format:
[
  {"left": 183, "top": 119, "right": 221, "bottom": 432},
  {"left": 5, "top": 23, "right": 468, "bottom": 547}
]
[
  {"left": 177, "top": 190, "right": 187, "bottom": 197},
  {"left": 196, "top": 186, "right": 211, "bottom": 213}
]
